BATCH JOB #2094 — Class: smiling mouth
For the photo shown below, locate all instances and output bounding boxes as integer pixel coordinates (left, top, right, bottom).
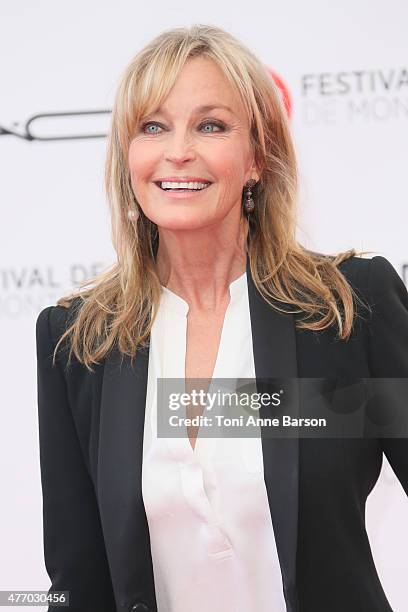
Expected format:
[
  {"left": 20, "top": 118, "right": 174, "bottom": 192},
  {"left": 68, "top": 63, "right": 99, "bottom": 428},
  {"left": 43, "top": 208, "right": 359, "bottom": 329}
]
[{"left": 154, "top": 181, "right": 212, "bottom": 192}]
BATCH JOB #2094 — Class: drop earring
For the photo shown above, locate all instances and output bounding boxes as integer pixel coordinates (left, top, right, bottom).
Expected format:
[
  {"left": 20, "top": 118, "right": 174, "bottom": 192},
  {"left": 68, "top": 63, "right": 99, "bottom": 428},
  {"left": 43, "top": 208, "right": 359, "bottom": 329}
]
[
  {"left": 127, "top": 208, "right": 139, "bottom": 221},
  {"left": 244, "top": 179, "right": 257, "bottom": 214},
  {"left": 127, "top": 192, "right": 140, "bottom": 221},
  {"left": 128, "top": 184, "right": 140, "bottom": 221}
]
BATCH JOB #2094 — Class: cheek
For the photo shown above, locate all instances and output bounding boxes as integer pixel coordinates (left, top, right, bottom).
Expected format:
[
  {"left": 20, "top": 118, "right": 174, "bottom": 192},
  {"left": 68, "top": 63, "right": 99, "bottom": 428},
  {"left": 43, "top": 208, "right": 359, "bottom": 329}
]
[
  {"left": 210, "top": 142, "right": 250, "bottom": 182},
  {"left": 216, "top": 158, "right": 248, "bottom": 196},
  {"left": 128, "top": 142, "right": 157, "bottom": 182}
]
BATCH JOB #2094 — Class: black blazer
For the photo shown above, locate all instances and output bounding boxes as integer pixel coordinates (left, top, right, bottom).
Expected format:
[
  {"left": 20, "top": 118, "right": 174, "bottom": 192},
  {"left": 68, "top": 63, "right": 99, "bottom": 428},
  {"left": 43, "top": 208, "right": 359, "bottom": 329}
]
[{"left": 36, "top": 254, "right": 408, "bottom": 612}]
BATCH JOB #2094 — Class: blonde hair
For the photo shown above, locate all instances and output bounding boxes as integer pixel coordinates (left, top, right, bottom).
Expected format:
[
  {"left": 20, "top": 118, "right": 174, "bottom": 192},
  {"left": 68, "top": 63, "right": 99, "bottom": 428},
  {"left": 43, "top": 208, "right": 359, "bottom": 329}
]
[{"left": 54, "top": 24, "right": 372, "bottom": 372}]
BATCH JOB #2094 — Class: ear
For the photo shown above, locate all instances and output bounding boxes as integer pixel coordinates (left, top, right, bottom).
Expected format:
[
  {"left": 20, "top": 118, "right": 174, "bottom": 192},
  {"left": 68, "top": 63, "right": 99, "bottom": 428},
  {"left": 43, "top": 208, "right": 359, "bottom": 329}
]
[
  {"left": 252, "top": 172, "right": 260, "bottom": 182},
  {"left": 249, "top": 160, "right": 260, "bottom": 183},
  {"left": 248, "top": 169, "right": 260, "bottom": 183}
]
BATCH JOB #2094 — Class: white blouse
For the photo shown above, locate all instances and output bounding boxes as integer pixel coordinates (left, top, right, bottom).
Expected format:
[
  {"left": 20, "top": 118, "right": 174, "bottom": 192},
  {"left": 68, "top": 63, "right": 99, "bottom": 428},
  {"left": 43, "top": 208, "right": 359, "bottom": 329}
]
[{"left": 141, "top": 271, "right": 287, "bottom": 612}]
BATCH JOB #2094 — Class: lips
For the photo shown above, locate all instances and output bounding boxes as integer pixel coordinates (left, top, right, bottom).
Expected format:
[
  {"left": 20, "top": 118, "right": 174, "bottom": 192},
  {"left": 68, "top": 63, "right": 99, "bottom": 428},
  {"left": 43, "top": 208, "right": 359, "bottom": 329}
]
[
  {"left": 152, "top": 181, "right": 213, "bottom": 198},
  {"left": 154, "top": 183, "right": 212, "bottom": 194},
  {"left": 154, "top": 182, "right": 211, "bottom": 191},
  {"left": 153, "top": 177, "right": 212, "bottom": 183}
]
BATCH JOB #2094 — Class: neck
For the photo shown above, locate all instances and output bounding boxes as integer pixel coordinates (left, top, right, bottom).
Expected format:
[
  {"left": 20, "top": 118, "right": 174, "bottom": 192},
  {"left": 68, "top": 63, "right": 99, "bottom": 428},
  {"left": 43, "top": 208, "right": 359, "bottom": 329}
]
[{"left": 155, "top": 216, "right": 248, "bottom": 312}]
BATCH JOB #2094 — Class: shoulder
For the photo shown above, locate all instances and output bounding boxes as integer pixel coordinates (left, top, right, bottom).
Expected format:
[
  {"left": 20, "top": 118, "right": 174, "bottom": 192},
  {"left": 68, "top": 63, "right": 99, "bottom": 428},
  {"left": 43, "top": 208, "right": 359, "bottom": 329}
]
[
  {"left": 365, "top": 256, "right": 407, "bottom": 304},
  {"left": 337, "top": 254, "right": 406, "bottom": 306},
  {"left": 36, "top": 297, "right": 83, "bottom": 353}
]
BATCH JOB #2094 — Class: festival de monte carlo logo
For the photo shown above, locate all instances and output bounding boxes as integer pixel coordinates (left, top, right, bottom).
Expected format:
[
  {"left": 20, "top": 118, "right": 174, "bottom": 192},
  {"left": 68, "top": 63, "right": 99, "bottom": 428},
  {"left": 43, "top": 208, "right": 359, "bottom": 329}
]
[
  {"left": 300, "top": 66, "right": 408, "bottom": 125},
  {"left": 267, "top": 65, "right": 408, "bottom": 124},
  {"left": 0, "top": 263, "right": 107, "bottom": 318}
]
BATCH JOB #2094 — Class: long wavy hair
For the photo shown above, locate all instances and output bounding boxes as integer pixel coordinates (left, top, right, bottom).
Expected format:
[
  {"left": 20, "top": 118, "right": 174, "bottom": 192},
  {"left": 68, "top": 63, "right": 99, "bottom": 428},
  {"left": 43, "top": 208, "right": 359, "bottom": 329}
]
[{"left": 54, "top": 24, "right": 372, "bottom": 372}]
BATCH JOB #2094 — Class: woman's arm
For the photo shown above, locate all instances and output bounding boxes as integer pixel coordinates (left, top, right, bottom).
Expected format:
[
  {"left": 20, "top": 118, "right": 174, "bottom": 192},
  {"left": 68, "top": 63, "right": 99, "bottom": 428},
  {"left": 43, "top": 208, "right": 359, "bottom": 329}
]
[
  {"left": 36, "top": 306, "right": 117, "bottom": 612},
  {"left": 367, "top": 256, "right": 408, "bottom": 495}
]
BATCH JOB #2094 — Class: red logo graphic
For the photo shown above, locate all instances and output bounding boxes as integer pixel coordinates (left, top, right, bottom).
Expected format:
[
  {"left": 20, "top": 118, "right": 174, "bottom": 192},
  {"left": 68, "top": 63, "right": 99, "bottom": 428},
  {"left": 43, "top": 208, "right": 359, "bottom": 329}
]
[{"left": 265, "top": 67, "right": 292, "bottom": 119}]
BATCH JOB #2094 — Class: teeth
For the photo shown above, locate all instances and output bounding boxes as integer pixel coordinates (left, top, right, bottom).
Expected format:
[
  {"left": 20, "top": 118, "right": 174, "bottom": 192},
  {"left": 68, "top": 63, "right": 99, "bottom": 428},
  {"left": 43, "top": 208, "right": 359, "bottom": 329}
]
[{"left": 160, "top": 181, "right": 210, "bottom": 190}]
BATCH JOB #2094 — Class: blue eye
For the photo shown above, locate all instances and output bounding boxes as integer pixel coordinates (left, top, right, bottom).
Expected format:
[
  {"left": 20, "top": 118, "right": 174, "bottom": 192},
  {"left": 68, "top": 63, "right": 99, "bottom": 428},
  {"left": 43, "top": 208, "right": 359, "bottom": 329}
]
[
  {"left": 200, "top": 122, "right": 224, "bottom": 132},
  {"left": 140, "top": 120, "right": 225, "bottom": 135},
  {"left": 143, "top": 122, "right": 162, "bottom": 134}
]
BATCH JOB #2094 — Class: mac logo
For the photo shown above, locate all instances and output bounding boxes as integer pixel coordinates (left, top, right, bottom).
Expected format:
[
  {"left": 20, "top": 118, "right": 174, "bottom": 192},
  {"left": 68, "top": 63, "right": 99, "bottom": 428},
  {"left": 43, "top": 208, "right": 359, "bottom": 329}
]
[{"left": 0, "top": 110, "right": 110, "bottom": 141}]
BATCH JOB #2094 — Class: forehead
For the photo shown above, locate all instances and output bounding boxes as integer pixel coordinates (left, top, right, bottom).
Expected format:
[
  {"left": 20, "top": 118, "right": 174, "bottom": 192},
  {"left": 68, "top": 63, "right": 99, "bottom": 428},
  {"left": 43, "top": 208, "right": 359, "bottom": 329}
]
[{"left": 150, "top": 57, "right": 245, "bottom": 118}]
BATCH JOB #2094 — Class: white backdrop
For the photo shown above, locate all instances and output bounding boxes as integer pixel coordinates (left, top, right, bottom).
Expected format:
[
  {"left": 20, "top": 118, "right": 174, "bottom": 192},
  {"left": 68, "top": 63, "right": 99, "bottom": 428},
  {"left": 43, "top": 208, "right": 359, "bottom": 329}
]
[{"left": 0, "top": 1, "right": 407, "bottom": 610}]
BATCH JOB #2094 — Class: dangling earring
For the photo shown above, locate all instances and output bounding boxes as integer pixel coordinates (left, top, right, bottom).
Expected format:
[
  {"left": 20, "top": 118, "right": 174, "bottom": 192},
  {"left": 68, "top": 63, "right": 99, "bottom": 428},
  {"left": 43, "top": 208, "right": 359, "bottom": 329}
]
[
  {"left": 127, "top": 192, "right": 139, "bottom": 221},
  {"left": 128, "top": 183, "right": 140, "bottom": 221},
  {"left": 244, "top": 179, "right": 257, "bottom": 214},
  {"left": 127, "top": 208, "right": 139, "bottom": 221}
]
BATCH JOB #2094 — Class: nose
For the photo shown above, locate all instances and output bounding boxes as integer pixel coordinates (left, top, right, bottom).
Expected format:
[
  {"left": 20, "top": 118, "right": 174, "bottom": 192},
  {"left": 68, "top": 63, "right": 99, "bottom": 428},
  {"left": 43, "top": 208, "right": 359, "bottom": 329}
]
[{"left": 164, "top": 129, "right": 196, "bottom": 165}]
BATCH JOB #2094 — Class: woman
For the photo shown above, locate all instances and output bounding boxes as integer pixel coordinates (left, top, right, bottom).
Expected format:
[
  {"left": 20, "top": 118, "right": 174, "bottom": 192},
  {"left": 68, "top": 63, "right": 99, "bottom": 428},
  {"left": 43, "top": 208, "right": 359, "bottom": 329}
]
[{"left": 36, "top": 24, "right": 408, "bottom": 612}]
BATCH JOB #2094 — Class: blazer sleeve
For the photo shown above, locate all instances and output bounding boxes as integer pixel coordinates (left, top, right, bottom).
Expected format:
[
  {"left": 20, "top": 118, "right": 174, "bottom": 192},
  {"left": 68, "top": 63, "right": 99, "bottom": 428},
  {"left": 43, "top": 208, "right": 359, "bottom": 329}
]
[
  {"left": 36, "top": 306, "right": 117, "bottom": 612},
  {"left": 366, "top": 255, "right": 408, "bottom": 496}
]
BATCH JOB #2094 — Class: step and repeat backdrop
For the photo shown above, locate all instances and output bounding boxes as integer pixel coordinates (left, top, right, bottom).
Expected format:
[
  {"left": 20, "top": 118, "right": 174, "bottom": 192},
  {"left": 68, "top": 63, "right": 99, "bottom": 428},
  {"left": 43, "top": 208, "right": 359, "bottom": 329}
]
[{"left": 0, "top": 1, "right": 407, "bottom": 610}]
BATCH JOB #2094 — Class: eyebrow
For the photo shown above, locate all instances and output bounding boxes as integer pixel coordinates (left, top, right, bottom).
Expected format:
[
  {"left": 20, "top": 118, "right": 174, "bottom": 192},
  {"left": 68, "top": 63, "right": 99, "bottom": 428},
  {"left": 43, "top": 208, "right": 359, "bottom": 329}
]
[{"left": 147, "top": 104, "right": 235, "bottom": 117}]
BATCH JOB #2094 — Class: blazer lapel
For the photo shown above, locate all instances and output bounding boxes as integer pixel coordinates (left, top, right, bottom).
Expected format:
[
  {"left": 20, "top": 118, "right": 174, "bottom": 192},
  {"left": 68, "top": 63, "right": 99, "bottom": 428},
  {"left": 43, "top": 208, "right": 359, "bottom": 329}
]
[
  {"left": 97, "top": 254, "right": 300, "bottom": 612},
  {"left": 97, "top": 344, "right": 156, "bottom": 610},
  {"left": 246, "top": 256, "right": 300, "bottom": 611}
]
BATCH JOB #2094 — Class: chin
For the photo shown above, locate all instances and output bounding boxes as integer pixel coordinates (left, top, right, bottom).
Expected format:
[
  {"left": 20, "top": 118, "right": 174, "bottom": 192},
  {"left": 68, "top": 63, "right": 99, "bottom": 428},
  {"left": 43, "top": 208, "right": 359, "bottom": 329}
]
[{"left": 145, "top": 206, "right": 220, "bottom": 232}]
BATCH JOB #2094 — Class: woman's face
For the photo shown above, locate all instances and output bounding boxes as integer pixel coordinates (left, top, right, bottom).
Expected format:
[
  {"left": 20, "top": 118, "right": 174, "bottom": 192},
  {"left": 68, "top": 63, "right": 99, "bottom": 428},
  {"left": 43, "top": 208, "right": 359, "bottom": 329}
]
[{"left": 128, "top": 56, "right": 258, "bottom": 231}]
